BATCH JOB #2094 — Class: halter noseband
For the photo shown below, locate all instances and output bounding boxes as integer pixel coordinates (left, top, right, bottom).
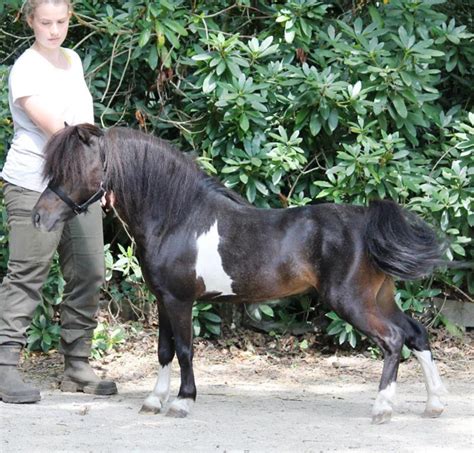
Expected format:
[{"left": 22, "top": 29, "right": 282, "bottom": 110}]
[{"left": 48, "top": 183, "right": 105, "bottom": 215}]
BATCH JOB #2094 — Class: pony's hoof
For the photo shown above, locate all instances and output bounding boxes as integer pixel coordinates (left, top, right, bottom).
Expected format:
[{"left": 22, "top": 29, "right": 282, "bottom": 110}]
[
  {"left": 423, "top": 396, "right": 445, "bottom": 418},
  {"left": 139, "top": 395, "right": 164, "bottom": 414},
  {"left": 139, "top": 403, "right": 162, "bottom": 414},
  {"left": 166, "top": 407, "right": 188, "bottom": 418},
  {"left": 423, "top": 407, "right": 443, "bottom": 418},
  {"left": 166, "top": 398, "right": 194, "bottom": 418},
  {"left": 372, "top": 411, "right": 392, "bottom": 424}
]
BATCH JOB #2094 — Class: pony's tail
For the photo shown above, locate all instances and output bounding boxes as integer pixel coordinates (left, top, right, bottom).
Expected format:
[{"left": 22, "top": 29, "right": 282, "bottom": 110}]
[{"left": 365, "top": 200, "right": 446, "bottom": 280}]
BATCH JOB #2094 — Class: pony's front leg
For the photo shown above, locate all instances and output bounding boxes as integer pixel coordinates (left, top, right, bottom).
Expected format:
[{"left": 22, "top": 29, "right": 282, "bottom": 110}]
[
  {"left": 163, "top": 297, "right": 196, "bottom": 418},
  {"left": 141, "top": 301, "right": 175, "bottom": 414}
]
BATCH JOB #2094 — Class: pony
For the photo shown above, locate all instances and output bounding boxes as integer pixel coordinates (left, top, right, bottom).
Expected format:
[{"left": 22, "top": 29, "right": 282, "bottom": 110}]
[{"left": 32, "top": 123, "right": 448, "bottom": 423}]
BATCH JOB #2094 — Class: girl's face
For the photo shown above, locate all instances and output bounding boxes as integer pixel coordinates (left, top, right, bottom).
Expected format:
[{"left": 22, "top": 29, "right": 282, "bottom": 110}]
[{"left": 28, "top": 2, "right": 70, "bottom": 51}]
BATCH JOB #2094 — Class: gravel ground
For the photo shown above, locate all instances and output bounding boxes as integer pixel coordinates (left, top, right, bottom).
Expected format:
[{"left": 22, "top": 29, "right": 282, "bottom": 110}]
[{"left": 1, "top": 330, "right": 473, "bottom": 452}]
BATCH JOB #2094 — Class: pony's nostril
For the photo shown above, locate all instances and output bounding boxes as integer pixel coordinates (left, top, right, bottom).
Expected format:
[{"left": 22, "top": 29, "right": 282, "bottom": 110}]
[{"left": 33, "top": 212, "right": 41, "bottom": 227}]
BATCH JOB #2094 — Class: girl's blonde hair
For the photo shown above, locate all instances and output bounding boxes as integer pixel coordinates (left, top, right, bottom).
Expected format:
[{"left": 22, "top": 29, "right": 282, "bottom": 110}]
[{"left": 23, "top": 0, "right": 73, "bottom": 20}]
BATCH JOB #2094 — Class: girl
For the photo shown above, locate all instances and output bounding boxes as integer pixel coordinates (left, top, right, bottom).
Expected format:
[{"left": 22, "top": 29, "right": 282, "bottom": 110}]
[{"left": 0, "top": 0, "right": 116, "bottom": 403}]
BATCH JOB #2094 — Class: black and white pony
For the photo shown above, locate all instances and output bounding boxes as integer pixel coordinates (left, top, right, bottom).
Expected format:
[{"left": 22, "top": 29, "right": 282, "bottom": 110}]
[{"left": 32, "top": 124, "right": 448, "bottom": 423}]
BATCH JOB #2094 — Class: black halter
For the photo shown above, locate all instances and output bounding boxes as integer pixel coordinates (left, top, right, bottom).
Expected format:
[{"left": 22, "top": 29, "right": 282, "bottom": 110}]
[{"left": 48, "top": 183, "right": 105, "bottom": 215}]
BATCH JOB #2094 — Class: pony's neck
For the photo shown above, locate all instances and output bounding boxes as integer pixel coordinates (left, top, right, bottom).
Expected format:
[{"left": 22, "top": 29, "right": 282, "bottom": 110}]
[{"left": 104, "top": 128, "right": 204, "bottom": 233}]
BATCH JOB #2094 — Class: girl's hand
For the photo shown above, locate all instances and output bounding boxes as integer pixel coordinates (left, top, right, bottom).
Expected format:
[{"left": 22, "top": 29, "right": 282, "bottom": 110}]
[{"left": 100, "top": 191, "right": 116, "bottom": 212}]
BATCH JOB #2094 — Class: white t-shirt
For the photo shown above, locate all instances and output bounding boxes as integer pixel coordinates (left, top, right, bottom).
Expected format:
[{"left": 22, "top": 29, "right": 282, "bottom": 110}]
[{"left": 1, "top": 47, "right": 94, "bottom": 192}]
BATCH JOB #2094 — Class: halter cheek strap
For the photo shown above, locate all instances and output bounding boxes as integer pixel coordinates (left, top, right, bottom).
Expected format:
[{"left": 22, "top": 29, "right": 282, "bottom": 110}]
[{"left": 48, "top": 183, "right": 105, "bottom": 215}]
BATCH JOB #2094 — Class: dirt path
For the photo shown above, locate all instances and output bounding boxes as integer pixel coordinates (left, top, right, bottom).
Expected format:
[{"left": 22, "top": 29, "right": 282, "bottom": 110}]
[{"left": 1, "top": 336, "right": 473, "bottom": 452}]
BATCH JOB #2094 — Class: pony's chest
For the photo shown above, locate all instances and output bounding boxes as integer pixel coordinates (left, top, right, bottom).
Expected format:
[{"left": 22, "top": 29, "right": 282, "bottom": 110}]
[{"left": 194, "top": 221, "right": 235, "bottom": 296}]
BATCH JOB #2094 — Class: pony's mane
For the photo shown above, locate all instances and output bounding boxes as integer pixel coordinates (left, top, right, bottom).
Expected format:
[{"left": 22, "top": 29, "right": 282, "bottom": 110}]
[
  {"left": 42, "top": 123, "right": 104, "bottom": 188},
  {"left": 102, "top": 127, "right": 248, "bottom": 229}
]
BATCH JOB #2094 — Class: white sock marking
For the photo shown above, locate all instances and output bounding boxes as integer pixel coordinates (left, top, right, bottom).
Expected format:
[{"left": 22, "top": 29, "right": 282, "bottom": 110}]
[
  {"left": 143, "top": 364, "right": 171, "bottom": 411},
  {"left": 413, "top": 350, "right": 447, "bottom": 414},
  {"left": 372, "top": 382, "right": 396, "bottom": 417},
  {"left": 195, "top": 220, "right": 235, "bottom": 295}
]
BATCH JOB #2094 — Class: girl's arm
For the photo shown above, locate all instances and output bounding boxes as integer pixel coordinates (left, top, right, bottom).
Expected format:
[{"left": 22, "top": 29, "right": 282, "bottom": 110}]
[{"left": 18, "top": 95, "right": 64, "bottom": 137}]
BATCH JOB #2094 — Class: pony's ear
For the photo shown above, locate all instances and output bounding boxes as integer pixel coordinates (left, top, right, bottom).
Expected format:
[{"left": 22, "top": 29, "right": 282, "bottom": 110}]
[
  {"left": 76, "top": 125, "right": 94, "bottom": 145},
  {"left": 64, "top": 121, "right": 69, "bottom": 127}
]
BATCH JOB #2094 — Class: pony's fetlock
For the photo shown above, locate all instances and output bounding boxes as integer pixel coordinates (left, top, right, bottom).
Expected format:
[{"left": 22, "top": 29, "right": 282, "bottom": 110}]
[{"left": 372, "top": 382, "right": 396, "bottom": 424}]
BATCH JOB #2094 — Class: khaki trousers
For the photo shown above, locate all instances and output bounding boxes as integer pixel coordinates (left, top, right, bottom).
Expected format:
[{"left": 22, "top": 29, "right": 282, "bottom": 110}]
[{"left": 0, "top": 183, "right": 104, "bottom": 358}]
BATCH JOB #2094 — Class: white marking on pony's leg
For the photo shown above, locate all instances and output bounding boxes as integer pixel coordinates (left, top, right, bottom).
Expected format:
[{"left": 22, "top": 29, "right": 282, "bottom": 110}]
[
  {"left": 166, "top": 397, "right": 195, "bottom": 418},
  {"left": 195, "top": 220, "right": 235, "bottom": 295},
  {"left": 372, "top": 382, "right": 396, "bottom": 424},
  {"left": 140, "top": 364, "right": 171, "bottom": 414},
  {"left": 413, "top": 350, "right": 447, "bottom": 418}
]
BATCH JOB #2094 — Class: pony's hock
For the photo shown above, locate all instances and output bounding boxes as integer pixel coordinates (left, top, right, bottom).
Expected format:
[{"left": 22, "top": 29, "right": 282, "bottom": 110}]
[{"left": 32, "top": 124, "right": 449, "bottom": 424}]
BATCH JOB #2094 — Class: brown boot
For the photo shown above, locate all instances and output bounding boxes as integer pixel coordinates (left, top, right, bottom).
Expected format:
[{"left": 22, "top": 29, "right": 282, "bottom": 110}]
[
  {"left": 61, "top": 356, "right": 117, "bottom": 395},
  {"left": 0, "top": 344, "right": 41, "bottom": 404}
]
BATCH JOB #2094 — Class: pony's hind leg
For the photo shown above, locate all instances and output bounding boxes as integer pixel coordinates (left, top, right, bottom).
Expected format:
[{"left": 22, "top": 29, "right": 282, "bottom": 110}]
[
  {"left": 398, "top": 313, "right": 447, "bottom": 417},
  {"left": 324, "top": 276, "right": 404, "bottom": 424},
  {"left": 377, "top": 278, "right": 447, "bottom": 418},
  {"left": 140, "top": 300, "right": 175, "bottom": 414},
  {"left": 413, "top": 349, "right": 447, "bottom": 417}
]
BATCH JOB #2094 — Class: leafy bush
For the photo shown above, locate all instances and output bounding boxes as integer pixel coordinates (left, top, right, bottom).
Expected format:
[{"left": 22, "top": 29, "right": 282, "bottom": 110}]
[
  {"left": 192, "top": 303, "right": 222, "bottom": 338},
  {"left": 0, "top": 1, "right": 472, "bottom": 350},
  {"left": 91, "top": 321, "right": 126, "bottom": 360},
  {"left": 0, "top": 66, "right": 12, "bottom": 272}
]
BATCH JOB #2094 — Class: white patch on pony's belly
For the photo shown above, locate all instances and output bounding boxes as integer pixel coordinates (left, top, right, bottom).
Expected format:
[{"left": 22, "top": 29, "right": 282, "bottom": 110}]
[{"left": 195, "top": 221, "right": 235, "bottom": 295}]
